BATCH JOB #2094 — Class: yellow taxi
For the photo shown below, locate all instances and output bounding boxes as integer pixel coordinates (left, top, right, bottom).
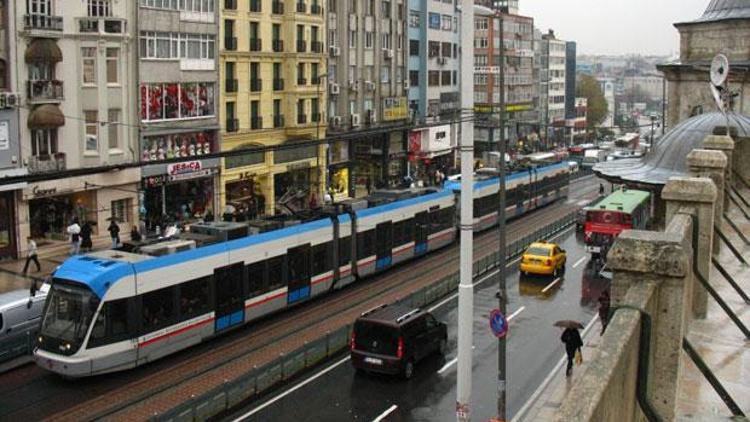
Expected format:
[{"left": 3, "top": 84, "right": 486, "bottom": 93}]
[{"left": 520, "top": 241, "right": 567, "bottom": 277}]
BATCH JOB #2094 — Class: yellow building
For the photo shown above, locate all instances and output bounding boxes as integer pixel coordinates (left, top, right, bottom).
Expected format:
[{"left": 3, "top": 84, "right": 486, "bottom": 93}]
[{"left": 220, "top": 0, "right": 327, "bottom": 217}]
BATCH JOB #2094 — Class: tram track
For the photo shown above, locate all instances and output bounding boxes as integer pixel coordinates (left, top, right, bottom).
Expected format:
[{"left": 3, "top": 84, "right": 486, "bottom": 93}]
[{"left": 0, "top": 177, "right": 599, "bottom": 421}]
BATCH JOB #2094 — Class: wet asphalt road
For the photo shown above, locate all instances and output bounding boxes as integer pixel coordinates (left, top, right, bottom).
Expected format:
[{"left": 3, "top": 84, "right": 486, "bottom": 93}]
[{"left": 227, "top": 228, "right": 612, "bottom": 422}]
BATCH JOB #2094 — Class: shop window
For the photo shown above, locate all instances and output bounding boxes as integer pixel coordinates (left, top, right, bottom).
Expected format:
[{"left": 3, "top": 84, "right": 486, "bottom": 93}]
[
  {"left": 312, "top": 242, "right": 332, "bottom": 275},
  {"left": 111, "top": 198, "right": 132, "bottom": 224},
  {"left": 88, "top": 299, "right": 130, "bottom": 348},
  {"left": 179, "top": 276, "right": 211, "bottom": 319},
  {"left": 140, "top": 131, "right": 214, "bottom": 162},
  {"left": 267, "top": 255, "right": 285, "bottom": 291},
  {"left": 140, "top": 82, "right": 215, "bottom": 122},
  {"left": 246, "top": 261, "right": 267, "bottom": 296},
  {"left": 141, "top": 286, "right": 176, "bottom": 333}
]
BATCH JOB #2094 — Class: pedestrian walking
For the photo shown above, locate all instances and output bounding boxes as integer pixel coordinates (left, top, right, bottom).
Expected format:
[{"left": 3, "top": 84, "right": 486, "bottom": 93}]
[
  {"left": 80, "top": 221, "right": 93, "bottom": 252},
  {"left": 599, "top": 183, "right": 605, "bottom": 196},
  {"left": 560, "top": 327, "right": 583, "bottom": 377},
  {"left": 22, "top": 237, "right": 41, "bottom": 273},
  {"left": 108, "top": 220, "right": 120, "bottom": 249},
  {"left": 67, "top": 220, "right": 81, "bottom": 256},
  {"left": 598, "top": 290, "right": 611, "bottom": 335}
]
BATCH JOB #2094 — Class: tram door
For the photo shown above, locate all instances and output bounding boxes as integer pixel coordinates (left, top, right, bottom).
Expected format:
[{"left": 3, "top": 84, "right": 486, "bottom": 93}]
[
  {"left": 214, "top": 263, "right": 245, "bottom": 332},
  {"left": 287, "top": 244, "right": 311, "bottom": 304},
  {"left": 414, "top": 211, "right": 429, "bottom": 255},
  {"left": 375, "top": 221, "right": 393, "bottom": 270}
]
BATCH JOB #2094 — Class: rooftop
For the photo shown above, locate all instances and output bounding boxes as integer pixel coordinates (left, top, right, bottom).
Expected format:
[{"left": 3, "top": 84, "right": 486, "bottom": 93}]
[{"left": 676, "top": 0, "right": 750, "bottom": 25}]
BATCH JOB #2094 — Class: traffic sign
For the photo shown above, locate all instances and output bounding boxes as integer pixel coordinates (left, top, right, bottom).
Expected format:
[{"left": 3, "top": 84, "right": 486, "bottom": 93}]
[{"left": 490, "top": 309, "right": 508, "bottom": 338}]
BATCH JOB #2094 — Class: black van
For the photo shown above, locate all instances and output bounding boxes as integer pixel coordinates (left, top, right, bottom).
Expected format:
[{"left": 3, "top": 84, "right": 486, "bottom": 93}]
[{"left": 350, "top": 304, "right": 447, "bottom": 379}]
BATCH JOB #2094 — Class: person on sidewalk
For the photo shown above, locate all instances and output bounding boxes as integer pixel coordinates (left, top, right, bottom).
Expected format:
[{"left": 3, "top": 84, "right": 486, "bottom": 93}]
[
  {"left": 598, "top": 290, "right": 611, "bottom": 335},
  {"left": 599, "top": 183, "right": 605, "bottom": 196},
  {"left": 22, "top": 237, "right": 41, "bottom": 273},
  {"left": 108, "top": 220, "right": 120, "bottom": 249},
  {"left": 80, "top": 221, "right": 93, "bottom": 253},
  {"left": 561, "top": 327, "right": 583, "bottom": 377},
  {"left": 67, "top": 219, "right": 81, "bottom": 256}
]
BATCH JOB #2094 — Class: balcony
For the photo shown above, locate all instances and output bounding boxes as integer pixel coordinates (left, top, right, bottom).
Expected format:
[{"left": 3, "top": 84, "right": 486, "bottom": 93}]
[
  {"left": 296, "top": 40, "right": 307, "bottom": 53},
  {"left": 249, "top": 0, "right": 261, "bottom": 12},
  {"left": 296, "top": 2, "right": 307, "bottom": 13},
  {"left": 28, "top": 153, "right": 66, "bottom": 174},
  {"left": 249, "top": 38, "right": 262, "bottom": 52},
  {"left": 297, "top": 77, "right": 307, "bottom": 86},
  {"left": 224, "top": 0, "right": 237, "bottom": 10},
  {"left": 24, "top": 14, "right": 63, "bottom": 33},
  {"left": 311, "top": 4, "right": 323, "bottom": 14},
  {"left": 226, "top": 118, "right": 239, "bottom": 132},
  {"left": 250, "top": 78, "right": 262, "bottom": 92},
  {"left": 225, "top": 37, "right": 238, "bottom": 51},
  {"left": 225, "top": 79, "right": 238, "bottom": 93},
  {"left": 297, "top": 114, "right": 307, "bottom": 124},
  {"left": 272, "top": 1, "right": 285, "bottom": 14},
  {"left": 274, "top": 115, "right": 285, "bottom": 128},
  {"left": 273, "top": 78, "right": 285, "bottom": 91},
  {"left": 311, "top": 41, "right": 324, "bottom": 54},
  {"left": 77, "top": 17, "right": 126, "bottom": 35},
  {"left": 251, "top": 116, "right": 263, "bottom": 130},
  {"left": 27, "top": 80, "right": 64, "bottom": 103},
  {"left": 272, "top": 39, "right": 284, "bottom": 52}
]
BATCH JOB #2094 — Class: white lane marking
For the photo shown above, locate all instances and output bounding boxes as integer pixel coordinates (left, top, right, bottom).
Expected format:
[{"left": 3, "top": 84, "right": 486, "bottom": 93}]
[
  {"left": 508, "top": 306, "right": 526, "bottom": 321},
  {"left": 541, "top": 278, "right": 561, "bottom": 294},
  {"left": 232, "top": 356, "right": 351, "bottom": 421},
  {"left": 511, "top": 315, "right": 599, "bottom": 422},
  {"left": 372, "top": 404, "right": 398, "bottom": 422},
  {"left": 572, "top": 256, "right": 587, "bottom": 269}
]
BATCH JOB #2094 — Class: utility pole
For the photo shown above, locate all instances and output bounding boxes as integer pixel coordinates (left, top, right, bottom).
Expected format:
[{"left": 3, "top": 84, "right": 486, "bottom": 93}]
[
  {"left": 495, "top": 9, "right": 507, "bottom": 422},
  {"left": 456, "top": 0, "right": 475, "bottom": 420}
]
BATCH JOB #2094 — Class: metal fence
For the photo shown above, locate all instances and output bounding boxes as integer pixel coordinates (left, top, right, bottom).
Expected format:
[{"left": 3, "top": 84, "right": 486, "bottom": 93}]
[{"left": 152, "top": 211, "right": 577, "bottom": 422}]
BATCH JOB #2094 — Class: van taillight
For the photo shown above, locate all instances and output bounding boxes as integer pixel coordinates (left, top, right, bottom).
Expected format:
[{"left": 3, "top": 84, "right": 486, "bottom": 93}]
[
  {"left": 397, "top": 337, "right": 404, "bottom": 359},
  {"left": 350, "top": 331, "right": 356, "bottom": 351}
]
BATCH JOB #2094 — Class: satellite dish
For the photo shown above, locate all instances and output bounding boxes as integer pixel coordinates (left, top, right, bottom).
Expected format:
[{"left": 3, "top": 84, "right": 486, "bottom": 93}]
[{"left": 710, "top": 54, "right": 729, "bottom": 87}]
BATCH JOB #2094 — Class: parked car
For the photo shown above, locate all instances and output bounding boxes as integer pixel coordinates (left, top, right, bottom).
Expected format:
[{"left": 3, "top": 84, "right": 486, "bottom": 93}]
[
  {"left": 520, "top": 241, "right": 567, "bottom": 277},
  {"left": 350, "top": 304, "right": 447, "bottom": 379},
  {"left": 0, "top": 282, "right": 49, "bottom": 342}
]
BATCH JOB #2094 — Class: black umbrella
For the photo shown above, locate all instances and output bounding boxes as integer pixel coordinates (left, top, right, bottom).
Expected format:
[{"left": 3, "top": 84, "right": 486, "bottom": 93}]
[{"left": 554, "top": 320, "right": 584, "bottom": 329}]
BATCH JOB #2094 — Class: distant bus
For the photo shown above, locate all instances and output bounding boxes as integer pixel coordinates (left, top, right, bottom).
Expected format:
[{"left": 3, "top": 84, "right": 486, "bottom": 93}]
[
  {"left": 583, "top": 188, "right": 651, "bottom": 258},
  {"left": 568, "top": 144, "right": 597, "bottom": 164},
  {"left": 524, "top": 152, "right": 558, "bottom": 165},
  {"left": 615, "top": 133, "right": 640, "bottom": 150}
]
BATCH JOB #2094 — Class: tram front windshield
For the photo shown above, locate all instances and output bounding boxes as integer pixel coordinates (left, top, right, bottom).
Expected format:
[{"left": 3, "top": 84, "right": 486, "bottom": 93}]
[{"left": 38, "top": 279, "right": 99, "bottom": 355}]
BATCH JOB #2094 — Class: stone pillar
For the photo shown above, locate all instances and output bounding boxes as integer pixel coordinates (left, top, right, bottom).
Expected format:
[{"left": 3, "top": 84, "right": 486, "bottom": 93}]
[
  {"left": 608, "top": 215, "right": 693, "bottom": 421},
  {"left": 734, "top": 135, "right": 750, "bottom": 188},
  {"left": 662, "top": 176, "right": 717, "bottom": 319},
  {"left": 686, "top": 149, "right": 725, "bottom": 254},
  {"left": 702, "top": 134, "right": 734, "bottom": 210}
]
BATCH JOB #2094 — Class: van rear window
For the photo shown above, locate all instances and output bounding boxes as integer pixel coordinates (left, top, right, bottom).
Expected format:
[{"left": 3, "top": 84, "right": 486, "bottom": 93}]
[{"left": 354, "top": 321, "right": 398, "bottom": 356}]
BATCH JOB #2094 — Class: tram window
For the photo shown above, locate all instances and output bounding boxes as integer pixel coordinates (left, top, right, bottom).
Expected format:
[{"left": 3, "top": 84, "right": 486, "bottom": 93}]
[
  {"left": 339, "top": 236, "right": 351, "bottom": 266},
  {"left": 267, "top": 255, "right": 285, "bottom": 291},
  {"left": 288, "top": 246, "right": 310, "bottom": 282},
  {"left": 393, "top": 219, "right": 408, "bottom": 246},
  {"left": 179, "top": 276, "right": 211, "bottom": 319},
  {"left": 357, "top": 229, "right": 375, "bottom": 259},
  {"left": 312, "top": 242, "right": 332, "bottom": 275},
  {"left": 88, "top": 299, "right": 129, "bottom": 348},
  {"left": 141, "top": 287, "right": 176, "bottom": 333},
  {"left": 246, "top": 261, "right": 267, "bottom": 296},
  {"left": 401, "top": 218, "right": 413, "bottom": 243}
]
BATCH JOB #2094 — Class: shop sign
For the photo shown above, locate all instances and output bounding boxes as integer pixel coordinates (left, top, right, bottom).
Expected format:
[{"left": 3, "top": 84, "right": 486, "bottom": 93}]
[
  {"left": 474, "top": 66, "right": 500, "bottom": 74},
  {"left": 423, "top": 125, "right": 451, "bottom": 155},
  {"left": 168, "top": 160, "right": 202, "bottom": 176},
  {"left": 168, "top": 168, "right": 213, "bottom": 182},
  {"left": 32, "top": 185, "right": 58, "bottom": 198},
  {"left": 473, "top": 103, "right": 533, "bottom": 113},
  {"left": 383, "top": 97, "right": 408, "bottom": 121}
]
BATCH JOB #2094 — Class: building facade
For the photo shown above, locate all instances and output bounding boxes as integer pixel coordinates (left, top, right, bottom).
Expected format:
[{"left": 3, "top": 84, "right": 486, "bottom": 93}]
[
  {"left": 220, "top": 0, "right": 327, "bottom": 217},
  {"left": 9, "top": 0, "right": 140, "bottom": 257},
  {"left": 565, "top": 97, "right": 587, "bottom": 143},
  {"left": 327, "top": 0, "right": 409, "bottom": 198},
  {"left": 622, "top": 74, "right": 665, "bottom": 102},
  {"left": 406, "top": 0, "right": 460, "bottom": 180},
  {"left": 537, "top": 30, "right": 566, "bottom": 146},
  {"left": 564, "top": 41, "right": 576, "bottom": 120}
]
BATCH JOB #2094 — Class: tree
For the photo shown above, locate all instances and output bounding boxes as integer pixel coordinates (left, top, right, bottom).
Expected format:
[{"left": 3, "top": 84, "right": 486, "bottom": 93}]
[{"left": 576, "top": 75, "right": 608, "bottom": 128}]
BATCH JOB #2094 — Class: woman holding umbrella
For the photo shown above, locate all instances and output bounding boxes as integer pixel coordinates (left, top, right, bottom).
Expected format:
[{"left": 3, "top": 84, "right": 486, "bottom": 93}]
[{"left": 555, "top": 320, "right": 584, "bottom": 377}]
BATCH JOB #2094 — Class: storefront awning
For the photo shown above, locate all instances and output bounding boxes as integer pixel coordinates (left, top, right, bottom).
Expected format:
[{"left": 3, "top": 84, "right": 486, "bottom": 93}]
[
  {"left": 28, "top": 104, "right": 65, "bottom": 128},
  {"left": 25, "top": 39, "right": 63, "bottom": 63}
]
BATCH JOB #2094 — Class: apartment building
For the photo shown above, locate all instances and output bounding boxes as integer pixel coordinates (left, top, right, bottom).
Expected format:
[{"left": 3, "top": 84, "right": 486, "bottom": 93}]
[
  {"left": 221, "top": 0, "right": 327, "bottom": 216},
  {"left": 327, "top": 0, "right": 409, "bottom": 198},
  {"left": 535, "top": 29, "right": 566, "bottom": 146},
  {"left": 9, "top": 0, "right": 140, "bottom": 256}
]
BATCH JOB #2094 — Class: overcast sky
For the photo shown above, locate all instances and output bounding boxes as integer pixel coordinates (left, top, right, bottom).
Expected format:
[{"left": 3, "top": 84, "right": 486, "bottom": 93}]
[{"left": 520, "top": 0, "right": 710, "bottom": 56}]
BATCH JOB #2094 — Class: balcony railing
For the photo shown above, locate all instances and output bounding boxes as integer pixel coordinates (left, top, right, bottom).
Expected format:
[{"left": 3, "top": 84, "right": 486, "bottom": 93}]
[
  {"left": 77, "top": 17, "right": 126, "bottom": 34},
  {"left": 225, "top": 37, "right": 238, "bottom": 51},
  {"left": 249, "top": 0, "right": 261, "bottom": 12},
  {"left": 251, "top": 116, "right": 263, "bottom": 130},
  {"left": 274, "top": 115, "right": 285, "bottom": 128},
  {"left": 28, "top": 153, "right": 66, "bottom": 173},
  {"left": 273, "top": 78, "right": 285, "bottom": 91},
  {"left": 272, "top": 1, "right": 284, "bottom": 14},
  {"left": 249, "top": 38, "right": 262, "bottom": 52},
  {"left": 297, "top": 77, "right": 307, "bottom": 86},
  {"left": 27, "top": 80, "right": 64, "bottom": 102},
  {"left": 296, "top": 2, "right": 307, "bottom": 13},
  {"left": 226, "top": 118, "right": 239, "bottom": 132},
  {"left": 272, "top": 39, "right": 284, "bottom": 52},
  {"left": 297, "top": 114, "right": 307, "bottom": 124},
  {"left": 250, "top": 78, "right": 262, "bottom": 92},
  {"left": 296, "top": 40, "right": 306, "bottom": 53},
  {"left": 226, "top": 79, "right": 238, "bottom": 93},
  {"left": 311, "top": 4, "right": 323, "bottom": 14},
  {"left": 24, "top": 14, "right": 63, "bottom": 31},
  {"left": 311, "top": 41, "right": 323, "bottom": 53}
]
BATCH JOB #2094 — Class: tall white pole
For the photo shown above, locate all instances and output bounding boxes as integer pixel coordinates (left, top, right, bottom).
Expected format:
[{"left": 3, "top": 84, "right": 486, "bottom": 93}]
[{"left": 456, "top": 0, "right": 475, "bottom": 421}]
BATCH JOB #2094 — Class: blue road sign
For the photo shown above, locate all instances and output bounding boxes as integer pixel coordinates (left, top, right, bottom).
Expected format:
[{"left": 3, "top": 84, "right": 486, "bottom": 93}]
[{"left": 490, "top": 309, "right": 508, "bottom": 338}]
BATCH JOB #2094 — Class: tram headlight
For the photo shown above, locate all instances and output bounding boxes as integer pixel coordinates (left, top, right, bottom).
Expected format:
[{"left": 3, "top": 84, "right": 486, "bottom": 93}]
[
  {"left": 64, "top": 343, "right": 71, "bottom": 351},
  {"left": 38, "top": 336, "right": 43, "bottom": 344}
]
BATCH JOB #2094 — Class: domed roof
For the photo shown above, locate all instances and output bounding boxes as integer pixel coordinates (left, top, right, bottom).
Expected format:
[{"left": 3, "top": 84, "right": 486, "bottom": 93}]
[
  {"left": 681, "top": 0, "right": 750, "bottom": 24},
  {"left": 593, "top": 112, "right": 750, "bottom": 187}
]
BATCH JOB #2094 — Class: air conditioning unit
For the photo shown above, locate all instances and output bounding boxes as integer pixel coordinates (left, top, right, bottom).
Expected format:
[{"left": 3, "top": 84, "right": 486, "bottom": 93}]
[
  {"left": 349, "top": 80, "right": 358, "bottom": 91},
  {"left": 367, "top": 110, "right": 377, "bottom": 123},
  {"left": 365, "top": 81, "right": 375, "bottom": 92},
  {"left": 330, "top": 83, "right": 340, "bottom": 95},
  {"left": 383, "top": 49, "right": 394, "bottom": 59},
  {"left": 351, "top": 113, "right": 361, "bottom": 127},
  {"left": 0, "top": 93, "right": 19, "bottom": 109},
  {"left": 437, "top": 57, "right": 447, "bottom": 65},
  {"left": 403, "top": 80, "right": 410, "bottom": 90},
  {"left": 330, "top": 115, "right": 342, "bottom": 127},
  {"left": 330, "top": 46, "right": 341, "bottom": 57}
]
